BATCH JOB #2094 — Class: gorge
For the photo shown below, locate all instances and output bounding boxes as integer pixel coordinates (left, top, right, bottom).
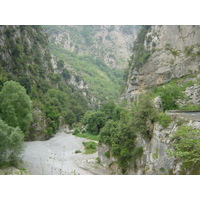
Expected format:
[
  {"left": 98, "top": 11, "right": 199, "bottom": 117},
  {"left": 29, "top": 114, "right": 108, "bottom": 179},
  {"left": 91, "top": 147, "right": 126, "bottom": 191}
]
[{"left": 0, "top": 25, "right": 200, "bottom": 175}]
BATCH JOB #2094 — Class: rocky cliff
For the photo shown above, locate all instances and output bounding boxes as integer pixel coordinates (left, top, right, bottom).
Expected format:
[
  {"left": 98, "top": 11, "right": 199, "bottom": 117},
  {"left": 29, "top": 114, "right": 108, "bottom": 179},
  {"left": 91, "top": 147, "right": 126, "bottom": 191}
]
[
  {"left": 45, "top": 25, "right": 140, "bottom": 69},
  {"left": 97, "top": 26, "right": 200, "bottom": 175},
  {"left": 98, "top": 111, "right": 200, "bottom": 175},
  {"left": 125, "top": 25, "right": 200, "bottom": 100}
]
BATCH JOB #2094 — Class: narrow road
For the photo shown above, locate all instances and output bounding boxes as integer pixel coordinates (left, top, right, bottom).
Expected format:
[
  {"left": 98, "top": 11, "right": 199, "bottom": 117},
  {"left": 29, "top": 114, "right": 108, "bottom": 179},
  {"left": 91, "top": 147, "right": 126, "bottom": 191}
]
[
  {"left": 22, "top": 131, "right": 99, "bottom": 175},
  {"left": 166, "top": 110, "right": 200, "bottom": 121}
]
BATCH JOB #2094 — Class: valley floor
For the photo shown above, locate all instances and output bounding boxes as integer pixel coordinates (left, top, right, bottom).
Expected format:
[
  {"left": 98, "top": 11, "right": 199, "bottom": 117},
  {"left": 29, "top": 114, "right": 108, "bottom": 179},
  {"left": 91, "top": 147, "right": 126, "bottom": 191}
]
[{"left": 22, "top": 131, "right": 111, "bottom": 175}]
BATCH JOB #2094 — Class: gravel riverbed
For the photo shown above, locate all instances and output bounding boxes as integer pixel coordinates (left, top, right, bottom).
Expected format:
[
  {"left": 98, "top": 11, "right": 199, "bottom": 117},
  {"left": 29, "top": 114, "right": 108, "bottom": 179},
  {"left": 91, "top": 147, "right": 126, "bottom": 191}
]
[{"left": 22, "top": 131, "right": 111, "bottom": 175}]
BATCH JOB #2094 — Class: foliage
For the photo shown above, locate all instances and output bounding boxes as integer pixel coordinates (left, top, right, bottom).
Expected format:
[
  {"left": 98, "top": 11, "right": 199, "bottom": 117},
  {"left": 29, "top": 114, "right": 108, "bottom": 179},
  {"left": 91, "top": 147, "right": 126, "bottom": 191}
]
[
  {"left": 75, "top": 132, "right": 100, "bottom": 141},
  {"left": 0, "top": 25, "right": 91, "bottom": 139},
  {"left": 96, "top": 157, "right": 101, "bottom": 164},
  {"left": 179, "top": 104, "right": 200, "bottom": 111},
  {"left": 130, "top": 94, "right": 158, "bottom": 138},
  {"left": 82, "top": 111, "right": 106, "bottom": 135},
  {"left": 41, "top": 87, "right": 88, "bottom": 135},
  {"left": 0, "top": 118, "right": 24, "bottom": 166},
  {"left": 0, "top": 81, "right": 32, "bottom": 136},
  {"left": 48, "top": 43, "right": 123, "bottom": 102},
  {"left": 157, "top": 113, "right": 172, "bottom": 128},
  {"left": 81, "top": 97, "right": 156, "bottom": 173},
  {"left": 82, "top": 141, "right": 97, "bottom": 154},
  {"left": 75, "top": 150, "right": 81, "bottom": 154},
  {"left": 99, "top": 109, "right": 137, "bottom": 173},
  {"left": 166, "top": 126, "right": 200, "bottom": 174},
  {"left": 104, "top": 151, "right": 110, "bottom": 158},
  {"left": 73, "top": 128, "right": 80, "bottom": 135},
  {"left": 153, "top": 81, "right": 185, "bottom": 111},
  {"left": 131, "top": 147, "right": 143, "bottom": 168}
]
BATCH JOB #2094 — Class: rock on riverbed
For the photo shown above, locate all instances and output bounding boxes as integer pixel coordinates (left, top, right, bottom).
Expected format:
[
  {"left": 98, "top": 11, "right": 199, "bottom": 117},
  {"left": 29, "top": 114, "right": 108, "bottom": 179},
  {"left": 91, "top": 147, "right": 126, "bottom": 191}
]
[{"left": 22, "top": 131, "right": 112, "bottom": 175}]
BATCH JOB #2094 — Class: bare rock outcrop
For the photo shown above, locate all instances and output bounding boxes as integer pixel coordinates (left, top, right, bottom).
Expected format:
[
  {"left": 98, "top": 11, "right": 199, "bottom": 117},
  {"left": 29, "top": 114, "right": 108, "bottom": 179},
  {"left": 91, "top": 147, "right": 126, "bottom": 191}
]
[{"left": 125, "top": 25, "right": 200, "bottom": 100}]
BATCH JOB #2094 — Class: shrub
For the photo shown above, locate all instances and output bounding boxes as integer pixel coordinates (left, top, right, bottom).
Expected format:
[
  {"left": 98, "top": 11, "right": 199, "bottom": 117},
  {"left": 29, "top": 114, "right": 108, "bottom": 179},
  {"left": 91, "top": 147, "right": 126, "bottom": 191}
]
[
  {"left": 166, "top": 126, "right": 200, "bottom": 174},
  {"left": 131, "top": 147, "right": 143, "bottom": 168},
  {"left": 96, "top": 157, "right": 100, "bottom": 164},
  {"left": 73, "top": 128, "right": 80, "bottom": 135},
  {"left": 104, "top": 151, "right": 110, "bottom": 158},
  {"left": 82, "top": 111, "right": 106, "bottom": 135},
  {"left": 82, "top": 141, "right": 97, "bottom": 154},
  {"left": 0, "top": 81, "right": 32, "bottom": 136},
  {"left": 0, "top": 118, "right": 24, "bottom": 166},
  {"left": 157, "top": 113, "right": 172, "bottom": 128},
  {"left": 75, "top": 150, "right": 81, "bottom": 154},
  {"left": 155, "top": 81, "right": 185, "bottom": 111},
  {"left": 131, "top": 94, "right": 158, "bottom": 138}
]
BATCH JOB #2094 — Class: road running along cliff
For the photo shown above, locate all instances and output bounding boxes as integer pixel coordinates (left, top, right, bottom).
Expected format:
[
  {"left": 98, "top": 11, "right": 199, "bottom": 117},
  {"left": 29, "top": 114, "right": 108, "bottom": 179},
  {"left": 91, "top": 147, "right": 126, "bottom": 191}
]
[{"left": 166, "top": 110, "right": 200, "bottom": 121}]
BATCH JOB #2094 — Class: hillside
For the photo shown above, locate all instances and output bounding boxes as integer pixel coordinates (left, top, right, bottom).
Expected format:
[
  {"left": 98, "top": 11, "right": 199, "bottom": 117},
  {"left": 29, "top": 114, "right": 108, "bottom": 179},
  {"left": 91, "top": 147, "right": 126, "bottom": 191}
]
[
  {"left": 2, "top": 25, "right": 200, "bottom": 175},
  {"left": 45, "top": 25, "right": 140, "bottom": 69},
  {"left": 44, "top": 25, "right": 140, "bottom": 102},
  {"left": 0, "top": 25, "right": 91, "bottom": 140},
  {"left": 124, "top": 25, "right": 200, "bottom": 100},
  {"left": 95, "top": 25, "right": 200, "bottom": 175}
]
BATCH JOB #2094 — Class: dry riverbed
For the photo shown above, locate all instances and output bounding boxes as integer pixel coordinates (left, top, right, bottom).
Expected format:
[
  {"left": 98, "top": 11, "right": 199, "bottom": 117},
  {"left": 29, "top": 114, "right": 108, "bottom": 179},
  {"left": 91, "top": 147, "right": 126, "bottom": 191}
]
[{"left": 22, "top": 131, "right": 112, "bottom": 175}]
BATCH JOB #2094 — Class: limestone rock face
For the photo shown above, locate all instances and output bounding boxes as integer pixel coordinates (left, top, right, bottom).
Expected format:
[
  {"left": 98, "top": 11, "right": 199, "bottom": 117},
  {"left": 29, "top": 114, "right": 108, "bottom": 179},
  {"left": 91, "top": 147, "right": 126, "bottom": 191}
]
[
  {"left": 97, "top": 143, "right": 121, "bottom": 174},
  {"left": 185, "top": 84, "right": 200, "bottom": 105},
  {"left": 45, "top": 25, "right": 140, "bottom": 69},
  {"left": 127, "top": 121, "right": 179, "bottom": 175},
  {"left": 125, "top": 25, "right": 200, "bottom": 100},
  {"left": 98, "top": 117, "right": 200, "bottom": 175}
]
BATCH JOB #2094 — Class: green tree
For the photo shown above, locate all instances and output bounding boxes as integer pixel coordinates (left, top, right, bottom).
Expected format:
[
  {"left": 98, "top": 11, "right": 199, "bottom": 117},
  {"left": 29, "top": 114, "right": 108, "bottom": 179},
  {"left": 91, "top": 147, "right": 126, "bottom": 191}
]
[
  {"left": 100, "top": 101, "right": 116, "bottom": 120},
  {"left": 166, "top": 126, "right": 200, "bottom": 174},
  {"left": 0, "top": 118, "right": 24, "bottom": 166},
  {"left": 0, "top": 81, "right": 32, "bottom": 135},
  {"left": 82, "top": 111, "right": 106, "bottom": 134},
  {"left": 131, "top": 94, "right": 158, "bottom": 138},
  {"left": 156, "top": 81, "right": 185, "bottom": 111}
]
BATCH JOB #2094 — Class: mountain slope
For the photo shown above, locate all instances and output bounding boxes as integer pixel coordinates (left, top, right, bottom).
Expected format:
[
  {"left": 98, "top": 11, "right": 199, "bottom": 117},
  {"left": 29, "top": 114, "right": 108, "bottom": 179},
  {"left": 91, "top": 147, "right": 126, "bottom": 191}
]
[
  {"left": 124, "top": 25, "right": 200, "bottom": 100},
  {"left": 0, "top": 25, "right": 91, "bottom": 139},
  {"left": 44, "top": 25, "right": 140, "bottom": 102},
  {"left": 45, "top": 25, "right": 140, "bottom": 69}
]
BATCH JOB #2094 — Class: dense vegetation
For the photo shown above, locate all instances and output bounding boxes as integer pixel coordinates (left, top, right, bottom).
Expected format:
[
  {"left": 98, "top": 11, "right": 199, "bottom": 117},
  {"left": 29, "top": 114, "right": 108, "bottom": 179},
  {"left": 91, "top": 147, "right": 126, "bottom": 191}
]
[
  {"left": 82, "top": 141, "right": 97, "bottom": 154},
  {"left": 1, "top": 25, "right": 200, "bottom": 175},
  {"left": 48, "top": 43, "right": 123, "bottom": 102},
  {"left": 75, "top": 94, "right": 160, "bottom": 173},
  {"left": 0, "top": 118, "right": 24, "bottom": 166},
  {"left": 0, "top": 26, "right": 90, "bottom": 141},
  {"left": 0, "top": 81, "right": 30, "bottom": 166},
  {"left": 167, "top": 126, "right": 200, "bottom": 175},
  {"left": 150, "top": 77, "right": 200, "bottom": 111},
  {"left": 78, "top": 74, "right": 200, "bottom": 173},
  {"left": 0, "top": 81, "right": 32, "bottom": 136}
]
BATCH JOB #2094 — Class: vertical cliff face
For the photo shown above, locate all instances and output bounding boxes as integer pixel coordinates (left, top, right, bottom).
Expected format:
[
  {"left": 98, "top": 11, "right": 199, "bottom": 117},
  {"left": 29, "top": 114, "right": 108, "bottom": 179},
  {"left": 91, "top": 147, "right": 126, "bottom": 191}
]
[
  {"left": 125, "top": 25, "right": 200, "bottom": 100},
  {"left": 98, "top": 116, "right": 200, "bottom": 175},
  {"left": 45, "top": 25, "right": 140, "bottom": 69}
]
